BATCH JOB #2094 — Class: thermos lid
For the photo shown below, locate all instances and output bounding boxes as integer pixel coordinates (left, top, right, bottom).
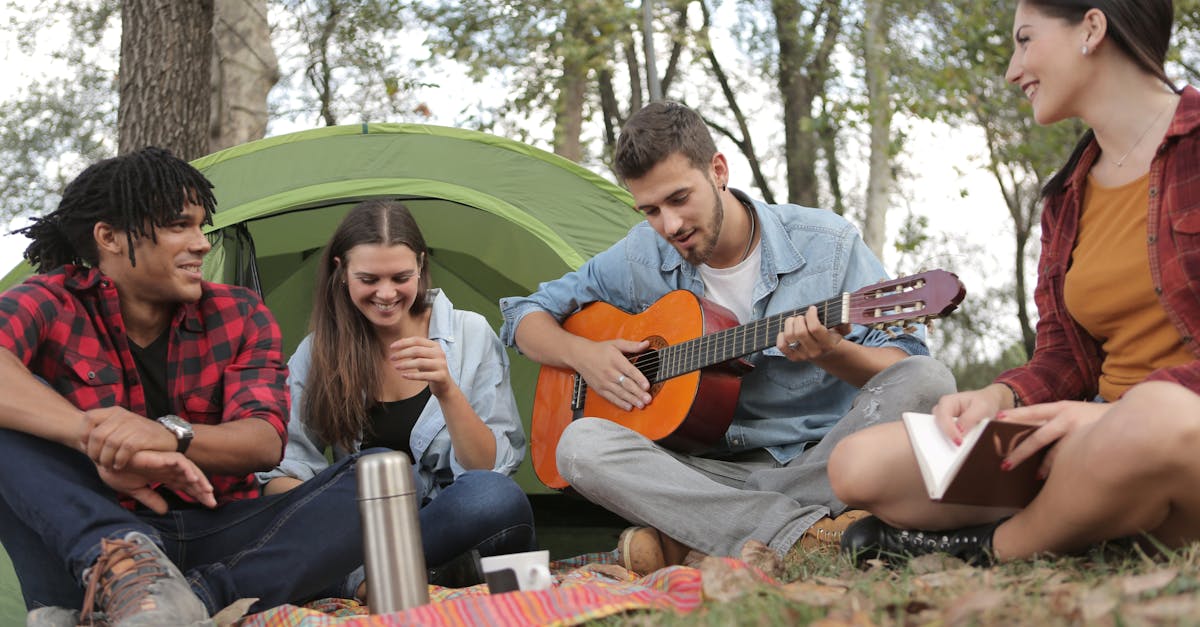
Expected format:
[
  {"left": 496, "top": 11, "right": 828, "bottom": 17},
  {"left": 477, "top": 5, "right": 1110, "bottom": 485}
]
[{"left": 356, "top": 450, "right": 418, "bottom": 499}]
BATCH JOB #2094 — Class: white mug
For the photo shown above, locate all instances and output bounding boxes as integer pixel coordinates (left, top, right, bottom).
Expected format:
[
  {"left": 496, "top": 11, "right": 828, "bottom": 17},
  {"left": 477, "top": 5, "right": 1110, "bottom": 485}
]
[{"left": 480, "top": 549, "right": 553, "bottom": 593}]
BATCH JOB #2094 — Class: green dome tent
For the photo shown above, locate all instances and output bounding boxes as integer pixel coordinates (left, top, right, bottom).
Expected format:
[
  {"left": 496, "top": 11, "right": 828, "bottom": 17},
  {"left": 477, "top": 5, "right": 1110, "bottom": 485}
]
[
  {"left": 0, "top": 124, "right": 639, "bottom": 621},
  {"left": 0, "top": 123, "right": 639, "bottom": 495}
]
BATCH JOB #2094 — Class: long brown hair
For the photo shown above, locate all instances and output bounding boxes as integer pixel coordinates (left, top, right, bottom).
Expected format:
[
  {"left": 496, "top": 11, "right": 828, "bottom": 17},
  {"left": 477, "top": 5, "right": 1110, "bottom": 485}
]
[
  {"left": 303, "top": 199, "right": 432, "bottom": 450},
  {"left": 1026, "top": 0, "right": 1182, "bottom": 198}
]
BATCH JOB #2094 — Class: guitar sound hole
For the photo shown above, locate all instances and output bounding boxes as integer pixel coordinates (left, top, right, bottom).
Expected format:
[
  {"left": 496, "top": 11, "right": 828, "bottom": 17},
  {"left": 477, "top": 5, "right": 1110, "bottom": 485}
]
[{"left": 632, "top": 336, "right": 667, "bottom": 397}]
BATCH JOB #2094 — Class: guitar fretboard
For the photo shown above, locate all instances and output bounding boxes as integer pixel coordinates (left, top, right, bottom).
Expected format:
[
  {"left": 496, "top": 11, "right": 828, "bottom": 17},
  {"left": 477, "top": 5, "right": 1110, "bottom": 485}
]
[{"left": 637, "top": 292, "right": 850, "bottom": 383}]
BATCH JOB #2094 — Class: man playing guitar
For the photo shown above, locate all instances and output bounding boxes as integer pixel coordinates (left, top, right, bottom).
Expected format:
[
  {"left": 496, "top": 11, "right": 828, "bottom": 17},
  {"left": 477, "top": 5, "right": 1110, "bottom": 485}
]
[{"left": 499, "top": 101, "right": 956, "bottom": 574}]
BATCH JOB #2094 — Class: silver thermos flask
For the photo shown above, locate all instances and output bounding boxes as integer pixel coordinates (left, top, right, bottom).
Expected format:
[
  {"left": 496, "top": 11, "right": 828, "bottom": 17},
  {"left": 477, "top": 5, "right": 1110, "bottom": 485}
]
[{"left": 357, "top": 451, "right": 428, "bottom": 613}]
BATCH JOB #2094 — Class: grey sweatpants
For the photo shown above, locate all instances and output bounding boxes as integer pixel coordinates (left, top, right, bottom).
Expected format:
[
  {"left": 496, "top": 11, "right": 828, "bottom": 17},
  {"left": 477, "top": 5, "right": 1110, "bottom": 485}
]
[{"left": 556, "top": 355, "right": 955, "bottom": 557}]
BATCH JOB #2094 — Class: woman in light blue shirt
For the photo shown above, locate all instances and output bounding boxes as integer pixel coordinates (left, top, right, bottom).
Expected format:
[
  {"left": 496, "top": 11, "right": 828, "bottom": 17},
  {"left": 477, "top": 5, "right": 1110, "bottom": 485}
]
[{"left": 259, "top": 199, "right": 533, "bottom": 592}]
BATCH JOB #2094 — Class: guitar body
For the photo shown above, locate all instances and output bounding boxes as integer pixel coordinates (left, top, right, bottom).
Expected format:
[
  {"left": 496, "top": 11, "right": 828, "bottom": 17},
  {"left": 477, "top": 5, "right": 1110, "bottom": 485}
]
[
  {"left": 531, "top": 290, "right": 746, "bottom": 490},
  {"left": 529, "top": 269, "right": 967, "bottom": 490}
]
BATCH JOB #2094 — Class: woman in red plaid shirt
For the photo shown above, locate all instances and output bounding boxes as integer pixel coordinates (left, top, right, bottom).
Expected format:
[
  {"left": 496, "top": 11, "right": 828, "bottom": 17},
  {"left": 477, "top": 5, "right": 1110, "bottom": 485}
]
[{"left": 829, "top": 0, "right": 1200, "bottom": 565}]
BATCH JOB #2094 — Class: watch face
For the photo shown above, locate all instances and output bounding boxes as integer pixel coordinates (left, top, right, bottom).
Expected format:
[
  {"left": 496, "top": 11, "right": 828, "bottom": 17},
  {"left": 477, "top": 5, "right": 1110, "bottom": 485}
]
[{"left": 158, "top": 415, "right": 193, "bottom": 452}]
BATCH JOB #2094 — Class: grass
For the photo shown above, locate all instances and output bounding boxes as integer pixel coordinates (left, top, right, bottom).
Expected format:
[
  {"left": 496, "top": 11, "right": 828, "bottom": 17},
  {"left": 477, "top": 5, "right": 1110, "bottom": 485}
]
[{"left": 584, "top": 541, "right": 1200, "bottom": 625}]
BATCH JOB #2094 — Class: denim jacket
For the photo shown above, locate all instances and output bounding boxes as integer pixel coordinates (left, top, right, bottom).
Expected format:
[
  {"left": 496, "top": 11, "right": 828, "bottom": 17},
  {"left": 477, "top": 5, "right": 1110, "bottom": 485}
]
[
  {"left": 259, "top": 289, "right": 525, "bottom": 500},
  {"left": 499, "top": 190, "right": 929, "bottom": 463}
]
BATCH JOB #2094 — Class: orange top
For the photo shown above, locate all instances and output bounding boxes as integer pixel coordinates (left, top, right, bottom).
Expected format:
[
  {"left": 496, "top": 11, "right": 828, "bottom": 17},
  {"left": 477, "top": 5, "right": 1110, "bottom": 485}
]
[{"left": 1064, "top": 174, "right": 1191, "bottom": 401}]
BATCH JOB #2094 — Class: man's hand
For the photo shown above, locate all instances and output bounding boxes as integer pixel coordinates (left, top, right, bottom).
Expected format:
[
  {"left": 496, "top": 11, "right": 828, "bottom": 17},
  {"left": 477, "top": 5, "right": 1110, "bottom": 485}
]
[
  {"left": 96, "top": 449, "right": 216, "bottom": 514},
  {"left": 777, "top": 306, "right": 848, "bottom": 362},
  {"left": 571, "top": 338, "right": 652, "bottom": 411},
  {"left": 83, "top": 407, "right": 177, "bottom": 470}
]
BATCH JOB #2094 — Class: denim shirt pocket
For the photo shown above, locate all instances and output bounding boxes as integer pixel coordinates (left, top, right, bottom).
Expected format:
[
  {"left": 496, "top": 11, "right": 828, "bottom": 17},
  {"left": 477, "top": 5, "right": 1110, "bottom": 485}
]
[{"left": 760, "top": 358, "right": 824, "bottom": 391}]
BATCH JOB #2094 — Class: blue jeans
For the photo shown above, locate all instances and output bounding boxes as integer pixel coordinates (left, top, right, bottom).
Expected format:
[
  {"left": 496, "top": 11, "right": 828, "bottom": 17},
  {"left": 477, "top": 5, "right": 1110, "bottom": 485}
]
[
  {"left": 418, "top": 469, "right": 535, "bottom": 568},
  {"left": 0, "top": 428, "right": 364, "bottom": 614}
]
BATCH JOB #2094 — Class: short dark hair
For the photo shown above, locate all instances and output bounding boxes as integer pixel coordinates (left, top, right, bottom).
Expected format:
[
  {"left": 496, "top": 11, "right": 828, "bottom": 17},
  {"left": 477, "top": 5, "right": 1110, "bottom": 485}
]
[
  {"left": 16, "top": 147, "right": 216, "bottom": 272},
  {"left": 613, "top": 101, "right": 718, "bottom": 182}
]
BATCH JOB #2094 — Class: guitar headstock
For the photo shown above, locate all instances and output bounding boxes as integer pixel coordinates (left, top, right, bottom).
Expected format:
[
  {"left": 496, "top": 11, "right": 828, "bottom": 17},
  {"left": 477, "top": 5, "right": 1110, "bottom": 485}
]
[{"left": 848, "top": 269, "right": 966, "bottom": 330}]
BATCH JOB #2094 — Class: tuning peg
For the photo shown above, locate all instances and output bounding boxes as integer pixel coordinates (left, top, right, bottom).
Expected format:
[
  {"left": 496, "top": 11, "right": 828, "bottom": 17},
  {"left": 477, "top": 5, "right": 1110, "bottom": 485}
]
[{"left": 903, "top": 324, "right": 917, "bottom": 334}]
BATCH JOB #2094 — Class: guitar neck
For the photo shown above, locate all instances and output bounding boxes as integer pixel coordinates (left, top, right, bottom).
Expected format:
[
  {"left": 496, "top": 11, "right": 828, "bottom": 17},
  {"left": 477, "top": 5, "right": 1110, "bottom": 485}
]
[{"left": 654, "top": 293, "right": 849, "bottom": 382}]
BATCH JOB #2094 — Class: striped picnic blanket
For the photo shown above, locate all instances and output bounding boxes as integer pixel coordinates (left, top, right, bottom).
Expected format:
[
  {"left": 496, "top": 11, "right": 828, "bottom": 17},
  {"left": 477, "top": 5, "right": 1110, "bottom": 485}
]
[{"left": 238, "top": 550, "right": 737, "bottom": 626}]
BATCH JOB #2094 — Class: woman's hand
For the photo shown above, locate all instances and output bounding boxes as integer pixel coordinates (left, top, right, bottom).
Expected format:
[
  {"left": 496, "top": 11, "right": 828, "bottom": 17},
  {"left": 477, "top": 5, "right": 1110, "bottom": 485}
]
[
  {"left": 388, "top": 337, "right": 456, "bottom": 398},
  {"left": 930, "top": 384, "right": 1013, "bottom": 443},
  {"left": 998, "top": 401, "right": 1108, "bottom": 478}
]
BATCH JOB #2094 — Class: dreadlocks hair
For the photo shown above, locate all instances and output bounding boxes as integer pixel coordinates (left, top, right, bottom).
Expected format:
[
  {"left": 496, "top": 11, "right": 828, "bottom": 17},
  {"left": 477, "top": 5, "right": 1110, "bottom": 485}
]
[{"left": 15, "top": 146, "right": 217, "bottom": 273}]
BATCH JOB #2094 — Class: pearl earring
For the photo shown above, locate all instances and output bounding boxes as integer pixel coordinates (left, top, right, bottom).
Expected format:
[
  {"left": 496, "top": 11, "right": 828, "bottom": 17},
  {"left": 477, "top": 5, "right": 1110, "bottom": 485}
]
[{"left": 1081, "top": 45, "right": 1088, "bottom": 55}]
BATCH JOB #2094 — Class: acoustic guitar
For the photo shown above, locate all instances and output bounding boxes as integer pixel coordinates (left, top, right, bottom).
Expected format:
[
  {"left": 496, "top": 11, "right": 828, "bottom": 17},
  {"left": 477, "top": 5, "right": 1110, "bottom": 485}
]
[{"left": 530, "top": 269, "right": 966, "bottom": 489}]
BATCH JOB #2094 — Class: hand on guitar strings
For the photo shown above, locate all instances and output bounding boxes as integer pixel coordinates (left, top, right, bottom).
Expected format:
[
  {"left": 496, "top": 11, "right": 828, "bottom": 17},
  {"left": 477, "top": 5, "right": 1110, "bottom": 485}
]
[
  {"left": 777, "top": 306, "right": 849, "bottom": 363},
  {"left": 572, "top": 337, "right": 652, "bottom": 411}
]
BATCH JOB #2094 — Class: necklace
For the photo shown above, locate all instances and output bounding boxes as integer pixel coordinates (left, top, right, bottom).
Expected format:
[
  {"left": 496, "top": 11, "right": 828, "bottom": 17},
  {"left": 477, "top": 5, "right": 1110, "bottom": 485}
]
[
  {"left": 1111, "top": 100, "right": 1173, "bottom": 168},
  {"left": 740, "top": 201, "right": 757, "bottom": 262}
]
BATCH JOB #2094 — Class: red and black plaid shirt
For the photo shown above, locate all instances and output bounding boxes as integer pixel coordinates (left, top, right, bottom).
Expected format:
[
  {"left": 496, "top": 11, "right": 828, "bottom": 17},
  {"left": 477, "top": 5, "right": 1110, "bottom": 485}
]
[
  {"left": 997, "top": 85, "right": 1200, "bottom": 403},
  {"left": 0, "top": 265, "right": 289, "bottom": 506}
]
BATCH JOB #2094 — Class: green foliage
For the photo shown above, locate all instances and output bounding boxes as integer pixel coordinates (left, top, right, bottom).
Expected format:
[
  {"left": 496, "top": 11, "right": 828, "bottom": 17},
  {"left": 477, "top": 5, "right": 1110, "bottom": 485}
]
[
  {"left": 0, "top": 0, "right": 118, "bottom": 224},
  {"left": 409, "top": 0, "right": 635, "bottom": 160},
  {"left": 1173, "top": 0, "right": 1200, "bottom": 84},
  {"left": 272, "top": 0, "right": 429, "bottom": 126}
]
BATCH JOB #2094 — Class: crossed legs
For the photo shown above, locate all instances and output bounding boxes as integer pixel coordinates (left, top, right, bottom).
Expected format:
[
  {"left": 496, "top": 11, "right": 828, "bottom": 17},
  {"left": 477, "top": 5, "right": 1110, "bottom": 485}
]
[{"left": 831, "top": 380, "right": 1200, "bottom": 560}]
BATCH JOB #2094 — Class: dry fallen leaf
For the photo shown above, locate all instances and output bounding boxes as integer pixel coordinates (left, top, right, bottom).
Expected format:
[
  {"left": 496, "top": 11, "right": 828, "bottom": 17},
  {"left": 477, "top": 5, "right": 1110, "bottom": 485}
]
[
  {"left": 739, "top": 539, "right": 784, "bottom": 580},
  {"left": 700, "top": 556, "right": 767, "bottom": 602},
  {"left": 1124, "top": 594, "right": 1200, "bottom": 620},
  {"left": 915, "top": 567, "right": 979, "bottom": 589},
  {"left": 909, "top": 552, "right": 967, "bottom": 574},
  {"left": 942, "top": 589, "right": 1006, "bottom": 625},
  {"left": 814, "top": 575, "right": 851, "bottom": 588},
  {"left": 580, "top": 562, "right": 635, "bottom": 581},
  {"left": 1119, "top": 568, "right": 1178, "bottom": 597},
  {"left": 1080, "top": 584, "right": 1120, "bottom": 623}
]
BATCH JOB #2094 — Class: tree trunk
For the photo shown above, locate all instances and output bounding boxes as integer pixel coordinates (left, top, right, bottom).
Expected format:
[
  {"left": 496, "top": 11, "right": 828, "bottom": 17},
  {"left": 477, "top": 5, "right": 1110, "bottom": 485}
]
[
  {"left": 118, "top": 0, "right": 215, "bottom": 160},
  {"left": 554, "top": 69, "right": 586, "bottom": 162},
  {"left": 862, "top": 0, "right": 891, "bottom": 256},
  {"left": 773, "top": 0, "right": 841, "bottom": 208},
  {"left": 209, "top": 0, "right": 278, "bottom": 153}
]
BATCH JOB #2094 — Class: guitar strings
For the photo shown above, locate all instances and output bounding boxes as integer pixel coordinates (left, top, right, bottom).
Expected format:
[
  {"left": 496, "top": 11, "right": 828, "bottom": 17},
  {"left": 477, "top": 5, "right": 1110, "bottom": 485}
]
[{"left": 629, "top": 299, "right": 848, "bottom": 382}]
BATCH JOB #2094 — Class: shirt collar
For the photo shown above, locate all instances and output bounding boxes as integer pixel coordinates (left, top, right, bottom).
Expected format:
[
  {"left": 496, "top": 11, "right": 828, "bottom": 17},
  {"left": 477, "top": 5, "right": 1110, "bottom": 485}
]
[
  {"left": 58, "top": 264, "right": 204, "bottom": 334},
  {"left": 426, "top": 288, "right": 454, "bottom": 343}
]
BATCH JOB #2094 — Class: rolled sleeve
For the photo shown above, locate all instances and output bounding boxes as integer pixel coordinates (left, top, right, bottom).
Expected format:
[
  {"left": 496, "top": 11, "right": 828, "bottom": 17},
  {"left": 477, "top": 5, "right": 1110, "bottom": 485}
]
[
  {"left": 257, "top": 336, "right": 333, "bottom": 483},
  {"left": 450, "top": 317, "right": 525, "bottom": 478}
]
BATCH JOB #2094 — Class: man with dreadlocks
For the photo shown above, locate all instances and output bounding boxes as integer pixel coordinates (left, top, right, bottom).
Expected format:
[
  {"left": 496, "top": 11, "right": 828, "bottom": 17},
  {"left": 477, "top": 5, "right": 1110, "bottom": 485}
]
[{"left": 0, "top": 147, "right": 365, "bottom": 625}]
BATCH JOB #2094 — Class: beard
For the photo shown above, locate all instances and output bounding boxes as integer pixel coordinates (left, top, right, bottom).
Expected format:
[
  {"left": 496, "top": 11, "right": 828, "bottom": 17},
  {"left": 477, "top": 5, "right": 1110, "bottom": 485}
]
[{"left": 677, "top": 180, "right": 725, "bottom": 266}]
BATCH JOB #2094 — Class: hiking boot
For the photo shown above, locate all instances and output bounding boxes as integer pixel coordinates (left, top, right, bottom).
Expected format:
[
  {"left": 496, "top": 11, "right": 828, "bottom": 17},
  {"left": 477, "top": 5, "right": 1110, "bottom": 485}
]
[
  {"left": 840, "top": 515, "right": 1004, "bottom": 566},
  {"left": 796, "top": 509, "right": 871, "bottom": 551},
  {"left": 79, "top": 531, "right": 210, "bottom": 626},
  {"left": 616, "top": 527, "right": 698, "bottom": 576}
]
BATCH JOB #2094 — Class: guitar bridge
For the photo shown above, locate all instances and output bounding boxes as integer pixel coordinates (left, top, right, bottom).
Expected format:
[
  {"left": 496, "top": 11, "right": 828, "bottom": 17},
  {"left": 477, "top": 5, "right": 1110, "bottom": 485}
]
[{"left": 570, "top": 373, "right": 586, "bottom": 420}]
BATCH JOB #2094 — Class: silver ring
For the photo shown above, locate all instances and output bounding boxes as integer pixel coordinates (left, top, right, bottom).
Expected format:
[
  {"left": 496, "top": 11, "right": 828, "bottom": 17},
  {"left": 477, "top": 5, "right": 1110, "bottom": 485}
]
[
  {"left": 616, "top": 374, "right": 626, "bottom": 385},
  {"left": 787, "top": 341, "right": 800, "bottom": 350}
]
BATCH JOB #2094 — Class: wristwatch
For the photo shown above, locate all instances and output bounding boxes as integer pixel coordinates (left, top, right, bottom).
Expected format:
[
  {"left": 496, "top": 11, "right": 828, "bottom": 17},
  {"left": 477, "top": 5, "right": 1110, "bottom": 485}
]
[{"left": 156, "top": 414, "right": 194, "bottom": 454}]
